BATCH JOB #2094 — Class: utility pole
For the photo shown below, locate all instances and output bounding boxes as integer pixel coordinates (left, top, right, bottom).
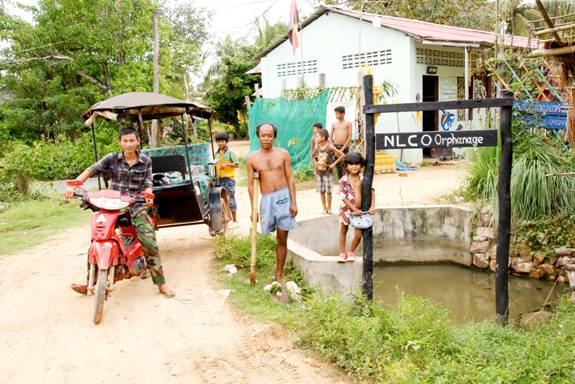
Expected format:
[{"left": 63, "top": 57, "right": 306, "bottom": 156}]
[{"left": 150, "top": 9, "right": 159, "bottom": 148}]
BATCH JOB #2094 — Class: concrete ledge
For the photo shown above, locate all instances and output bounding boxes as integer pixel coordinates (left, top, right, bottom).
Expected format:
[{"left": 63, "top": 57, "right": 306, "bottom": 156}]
[
  {"left": 287, "top": 239, "right": 362, "bottom": 296},
  {"left": 287, "top": 205, "right": 474, "bottom": 294}
]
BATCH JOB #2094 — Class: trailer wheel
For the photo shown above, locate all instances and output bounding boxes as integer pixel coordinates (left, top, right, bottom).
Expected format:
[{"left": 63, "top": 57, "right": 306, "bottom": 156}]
[{"left": 208, "top": 187, "right": 224, "bottom": 236}]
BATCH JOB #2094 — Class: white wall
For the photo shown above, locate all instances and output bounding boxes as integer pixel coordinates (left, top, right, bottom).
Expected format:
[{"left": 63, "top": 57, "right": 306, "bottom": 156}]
[
  {"left": 261, "top": 12, "right": 412, "bottom": 97},
  {"left": 259, "top": 12, "right": 487, "bottom": 164}
]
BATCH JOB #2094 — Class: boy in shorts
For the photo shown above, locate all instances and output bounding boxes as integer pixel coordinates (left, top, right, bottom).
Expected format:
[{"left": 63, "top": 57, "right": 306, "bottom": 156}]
[
  {"left": 312, "top": 128, "right": 344, "bottom": 214},
  {"left": 247, "top": 123, "right": 297, "bottom": 284},
  {"left": 214, "top": 132, "right": 239, "bottom": 228},
  {"left": 330, "top": 106, "right": 353, "bottom": 179}
]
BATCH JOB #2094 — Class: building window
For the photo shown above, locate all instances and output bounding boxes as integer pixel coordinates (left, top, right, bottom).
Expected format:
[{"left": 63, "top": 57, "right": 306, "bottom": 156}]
[
  {"left": 417, "top": 48, "right": 474, "bottom": 68},
  {"left": 276, "top": 60, "right": 318, "bottom": 78},
  {"left": 341, "top": 49, "right": 392, "bottom": 70}
]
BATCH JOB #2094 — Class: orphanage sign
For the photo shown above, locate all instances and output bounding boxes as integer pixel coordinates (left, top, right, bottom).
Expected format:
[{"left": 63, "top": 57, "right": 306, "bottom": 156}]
[{"left": 375, "top": 130, "right": 498, "bottom": 150}]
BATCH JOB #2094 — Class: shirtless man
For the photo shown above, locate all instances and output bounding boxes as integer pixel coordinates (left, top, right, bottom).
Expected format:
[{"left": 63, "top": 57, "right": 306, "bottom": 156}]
[
  {"left": 247, "top": 123, "right": 298, "bottom": 284},
  {"left": 330, "top": 106, "right": 353, "bottom": 179}
]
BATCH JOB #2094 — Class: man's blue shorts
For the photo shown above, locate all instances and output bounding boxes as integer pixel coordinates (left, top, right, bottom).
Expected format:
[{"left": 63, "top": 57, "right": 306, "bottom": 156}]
[
  {"left": 260, "top": 188, "right": 296, "bottom": 235},
  {"left": 216, "top": 177, "right": 237, "bottom": 211}
]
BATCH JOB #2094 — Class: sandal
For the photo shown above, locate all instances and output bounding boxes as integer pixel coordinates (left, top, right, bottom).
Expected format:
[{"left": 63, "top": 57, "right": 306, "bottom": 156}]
[
  {"left": 346, "top": 251, "right": 355, "bottom": 262},
  {"left": 159, "top": 285, "right": 176, "bottom": 298},
  {"left": 70, "top": 283, "right": 88, "bottom": 295},
  {"left": 337, "top": 253, "right": 348, "bottom": 263}
]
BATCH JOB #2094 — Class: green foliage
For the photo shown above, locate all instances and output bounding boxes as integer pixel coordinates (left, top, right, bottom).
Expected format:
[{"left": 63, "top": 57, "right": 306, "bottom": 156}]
[
  {"left": 0, "top": 126, "right": 120, "bottom": 181},
  {"left": 464, "top": 119, "right": 575, "bottom": 222},
  {"left": 0, "top": 0, "right": 209, "bottom": 143},
  {"left": 203, "top": 37, "right": 259, "bottom": 139},
  {"left": 213, "top": 234, "right": 278, "bottom": 271},
  {"left": 214, "top": 237, "right": 575, "bottom": 383},
  {"left": 293, "top": 163, "right": 315, "bottom": 182},
  {"left": 515, "top": 214, "right": 575, "bottom": 260},
  {"left": 212, "top": 235, "right": 311, "bottom": 327},
  {"left": 0, "top": 198, "right": 88, "bottom": 255},
  {"left": 203, "top": 19, "right": 287, "bottom": 139}
]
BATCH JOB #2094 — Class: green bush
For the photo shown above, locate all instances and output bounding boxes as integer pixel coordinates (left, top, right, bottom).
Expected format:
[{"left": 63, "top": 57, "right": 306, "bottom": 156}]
[
  {"left": 213, "top": 234, "right": 278, "bottom": 270},
  {"left": 464, "top": 119, "right": 575, "bottom": 222},
  {"left": 213, "top": 236, "right": 575, "bottom": 383},
  {"left": 0, "top": 127, "right": 120, "bottom": 182},
  {"left": 299, "top": 294, "right": 575, "bottom": 383}
]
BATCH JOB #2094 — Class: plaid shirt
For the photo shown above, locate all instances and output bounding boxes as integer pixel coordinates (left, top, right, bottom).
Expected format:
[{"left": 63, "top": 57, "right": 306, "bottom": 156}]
[{"left": 89, "top": 151, "right": 153, "bottom": 213}]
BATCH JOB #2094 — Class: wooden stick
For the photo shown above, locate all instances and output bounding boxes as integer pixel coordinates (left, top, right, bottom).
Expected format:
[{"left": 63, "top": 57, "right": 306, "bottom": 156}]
[
  {"left": 546, "top": 172, "right": 575, "bottom": 177},
  {"left": 250, "top": 171, "right": 259, "bottom": 285}
]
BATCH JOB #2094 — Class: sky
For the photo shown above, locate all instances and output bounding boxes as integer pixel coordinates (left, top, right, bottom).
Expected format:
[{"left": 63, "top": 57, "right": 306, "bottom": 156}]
[{"left": 4, "top": 0, "right": 318, "bottom": 82}]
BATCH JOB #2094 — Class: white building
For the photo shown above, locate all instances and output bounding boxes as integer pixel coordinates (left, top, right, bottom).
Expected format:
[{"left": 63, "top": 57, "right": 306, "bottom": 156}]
[{"left": 256, "top": 5, "right": 537, "bottom": 162}]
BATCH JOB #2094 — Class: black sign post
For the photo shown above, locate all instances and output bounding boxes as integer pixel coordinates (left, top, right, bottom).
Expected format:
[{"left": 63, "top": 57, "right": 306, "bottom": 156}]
[{"left": 362, "top": 75, "right": 513, "bottom": 324}]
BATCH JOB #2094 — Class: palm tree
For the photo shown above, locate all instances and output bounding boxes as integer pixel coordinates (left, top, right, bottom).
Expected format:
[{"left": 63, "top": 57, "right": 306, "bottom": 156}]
[
  {"left": 538, "top": 0, "right": 575, "bottom": 39},
  {"left": 501, "top": 0, "right": 541, "bottom": 36},
  {"left": 254, "top": 17, "right": 287, "bottom": 52}
]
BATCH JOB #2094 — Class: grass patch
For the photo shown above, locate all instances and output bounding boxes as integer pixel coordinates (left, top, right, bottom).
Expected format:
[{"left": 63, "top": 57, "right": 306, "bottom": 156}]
[
  {"left": 213, "top": 235, "right": 309, "bottom": 329},
  {"left": 214, "top": 236, "right": 575, "bottom": 383},
  {"left": 0, "top": 198, "right": 88, "bottom": 255}
]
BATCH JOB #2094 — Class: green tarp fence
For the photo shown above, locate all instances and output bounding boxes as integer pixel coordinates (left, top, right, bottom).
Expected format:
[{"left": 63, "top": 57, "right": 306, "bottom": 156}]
[{"left": 247, "top": 92, "right": 328, "bottom": 170}]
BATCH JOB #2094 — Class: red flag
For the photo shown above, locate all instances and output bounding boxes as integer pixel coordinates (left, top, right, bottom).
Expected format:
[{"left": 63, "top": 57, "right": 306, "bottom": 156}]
[{"left": 288, "top": 0, "right": 300, "bottom": 53}]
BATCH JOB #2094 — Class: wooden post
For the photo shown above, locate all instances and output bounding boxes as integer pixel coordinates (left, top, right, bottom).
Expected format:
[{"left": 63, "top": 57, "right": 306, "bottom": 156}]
[
  {"left": 358, "top": 71, "right": 367, "bottom": 155},
  {"left": 90, "top": 123, "right": 102, "bottom": 190},
  {"left": 150, "top": 9, "right": 159, "bottom": 148},
  {"left": 496, "top": 90, "right": 513, "bottom": 324},
  {"left": 362, "top": 75, "right": 375, "bottom": 300},
  {"left": 244, "top": 95, "right": 252, "bottom": 109},
  {"left": 250, "top": 172, "right": 260, "bottom": 285}
]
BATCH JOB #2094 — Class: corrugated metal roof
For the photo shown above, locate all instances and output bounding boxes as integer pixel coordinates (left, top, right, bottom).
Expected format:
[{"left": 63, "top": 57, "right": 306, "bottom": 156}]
[
  {"left": 256, "top": 5, "right": 540, "bottom": 58},
  {"left": 332, "top": 6, "right": 539, "bottom": 49}
]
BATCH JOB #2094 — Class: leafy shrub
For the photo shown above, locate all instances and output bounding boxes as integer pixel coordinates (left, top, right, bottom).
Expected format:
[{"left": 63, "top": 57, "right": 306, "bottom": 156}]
[
  {"left": 213, "top": 234, "right": 277, "bottom": 270},
  {"left": 0, "top": 126, "right": 120, "bottom": 181},
  {"left": 213, "top": 236, "right": 575, "bottom": 383},
  {"left": 299, "top": 293, "right": 575, "bottom": 383},
  {"left": 464, "top": 119, "right": 575, "bottom": 222}
]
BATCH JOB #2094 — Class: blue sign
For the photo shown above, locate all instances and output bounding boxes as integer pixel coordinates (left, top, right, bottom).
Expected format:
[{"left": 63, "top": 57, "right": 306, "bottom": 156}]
[
  {"left": 513, "top": 101, "right": 566, "bottom": 114},
  {"left": 440, "top": 109, "right": 456, "bottom": 131},
  {"left": 513, "top": 101, "right": 567, "bottom": 130}
]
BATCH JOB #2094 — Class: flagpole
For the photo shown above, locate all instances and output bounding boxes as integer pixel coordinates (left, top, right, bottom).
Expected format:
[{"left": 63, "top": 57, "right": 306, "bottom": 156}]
[{"left": 299, "top": 2, "right": 303, "bottom": 89}]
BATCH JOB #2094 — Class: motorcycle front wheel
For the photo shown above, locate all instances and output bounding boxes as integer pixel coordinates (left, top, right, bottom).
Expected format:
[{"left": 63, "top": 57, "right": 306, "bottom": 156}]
[{"left": 93, "top": 268, "right": 108, "bottom": 324}]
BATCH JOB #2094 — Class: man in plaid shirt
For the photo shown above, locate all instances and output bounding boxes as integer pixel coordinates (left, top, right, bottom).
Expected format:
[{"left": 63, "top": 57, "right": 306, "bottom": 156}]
[{"left": 64, "top": 127, "right": 175, "bottom": 297}]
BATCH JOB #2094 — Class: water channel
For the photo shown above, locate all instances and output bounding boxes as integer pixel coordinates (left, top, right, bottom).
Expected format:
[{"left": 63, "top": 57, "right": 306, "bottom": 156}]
[{"left": 329, "top": 239, "right": 567, "bottom": 323}]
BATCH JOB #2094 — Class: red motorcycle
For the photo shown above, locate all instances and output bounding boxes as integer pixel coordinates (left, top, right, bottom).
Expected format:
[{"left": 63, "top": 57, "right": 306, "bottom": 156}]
[{"left": 69, "top": 180, "right": 154, "bottom": 324}]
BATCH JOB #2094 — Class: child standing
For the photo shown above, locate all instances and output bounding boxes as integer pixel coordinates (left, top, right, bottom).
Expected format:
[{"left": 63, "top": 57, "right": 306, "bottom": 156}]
[
  {"left": 338, "top": 152, "right": 375, "bottom": 262},
  {"left": 312, "top": 128, "right": 344, "bottom": 214},
  {"left": 311, "top": 122, "right": 323, "bottom": 154},
  {"left": 330, "top": 106, "right": 353, "bottom": 179},
  {"left": 215, "top": 132, "right": 239, "bottom": 228}
]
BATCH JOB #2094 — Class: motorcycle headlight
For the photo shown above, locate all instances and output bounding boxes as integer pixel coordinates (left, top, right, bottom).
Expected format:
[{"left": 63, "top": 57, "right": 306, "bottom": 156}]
[{"left": 89, "top": 197, "right": 130, "bottom": 210}]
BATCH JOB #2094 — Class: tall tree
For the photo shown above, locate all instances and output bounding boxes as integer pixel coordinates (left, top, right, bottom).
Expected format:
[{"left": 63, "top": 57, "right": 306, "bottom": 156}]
[
  {"left": 500, "top": 0, "right": 540, "bottom": 36},
  {"left": 203, "top": 19, "right": 287, "bottom": 138},
  {"left": 323, "top": 0, "right": 496, "bottom": 31},
  {"left": 255, "top": 17, "right": 288, "bottom": 52},
  {"left": 0, "top": 0, "right": 209, "bottom": 142},
  {"left": 203, "top": 37, "right": 258, "bottom": 138}
]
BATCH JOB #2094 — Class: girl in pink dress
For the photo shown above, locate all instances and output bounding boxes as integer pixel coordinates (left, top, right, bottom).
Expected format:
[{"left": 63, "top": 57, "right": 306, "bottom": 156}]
[{"left": 338, "top": 152, "right": 375, "bottom": 262}]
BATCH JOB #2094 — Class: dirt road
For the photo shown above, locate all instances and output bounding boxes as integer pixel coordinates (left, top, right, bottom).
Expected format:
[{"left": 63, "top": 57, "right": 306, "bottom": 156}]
[{"left": 0, "top": 165, "right": 465, "bottom": 383}]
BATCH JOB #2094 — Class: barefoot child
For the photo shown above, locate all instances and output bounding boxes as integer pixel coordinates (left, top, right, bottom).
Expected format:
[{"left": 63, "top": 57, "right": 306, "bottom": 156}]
[
  {"left": 330, "top": 106, "right": 353, "bottom": 179},
  {"left": 247, "top": 123, "right": 298, "bottom": 283},
  {"left": 338, "top": 152, "right": 375, "bottom": 263},
  {"left": 215, "top": 132, "right": 239, "bottom": 228},
  {"left": 312, "top": 128, "right": 344, "bottom": 214}
]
